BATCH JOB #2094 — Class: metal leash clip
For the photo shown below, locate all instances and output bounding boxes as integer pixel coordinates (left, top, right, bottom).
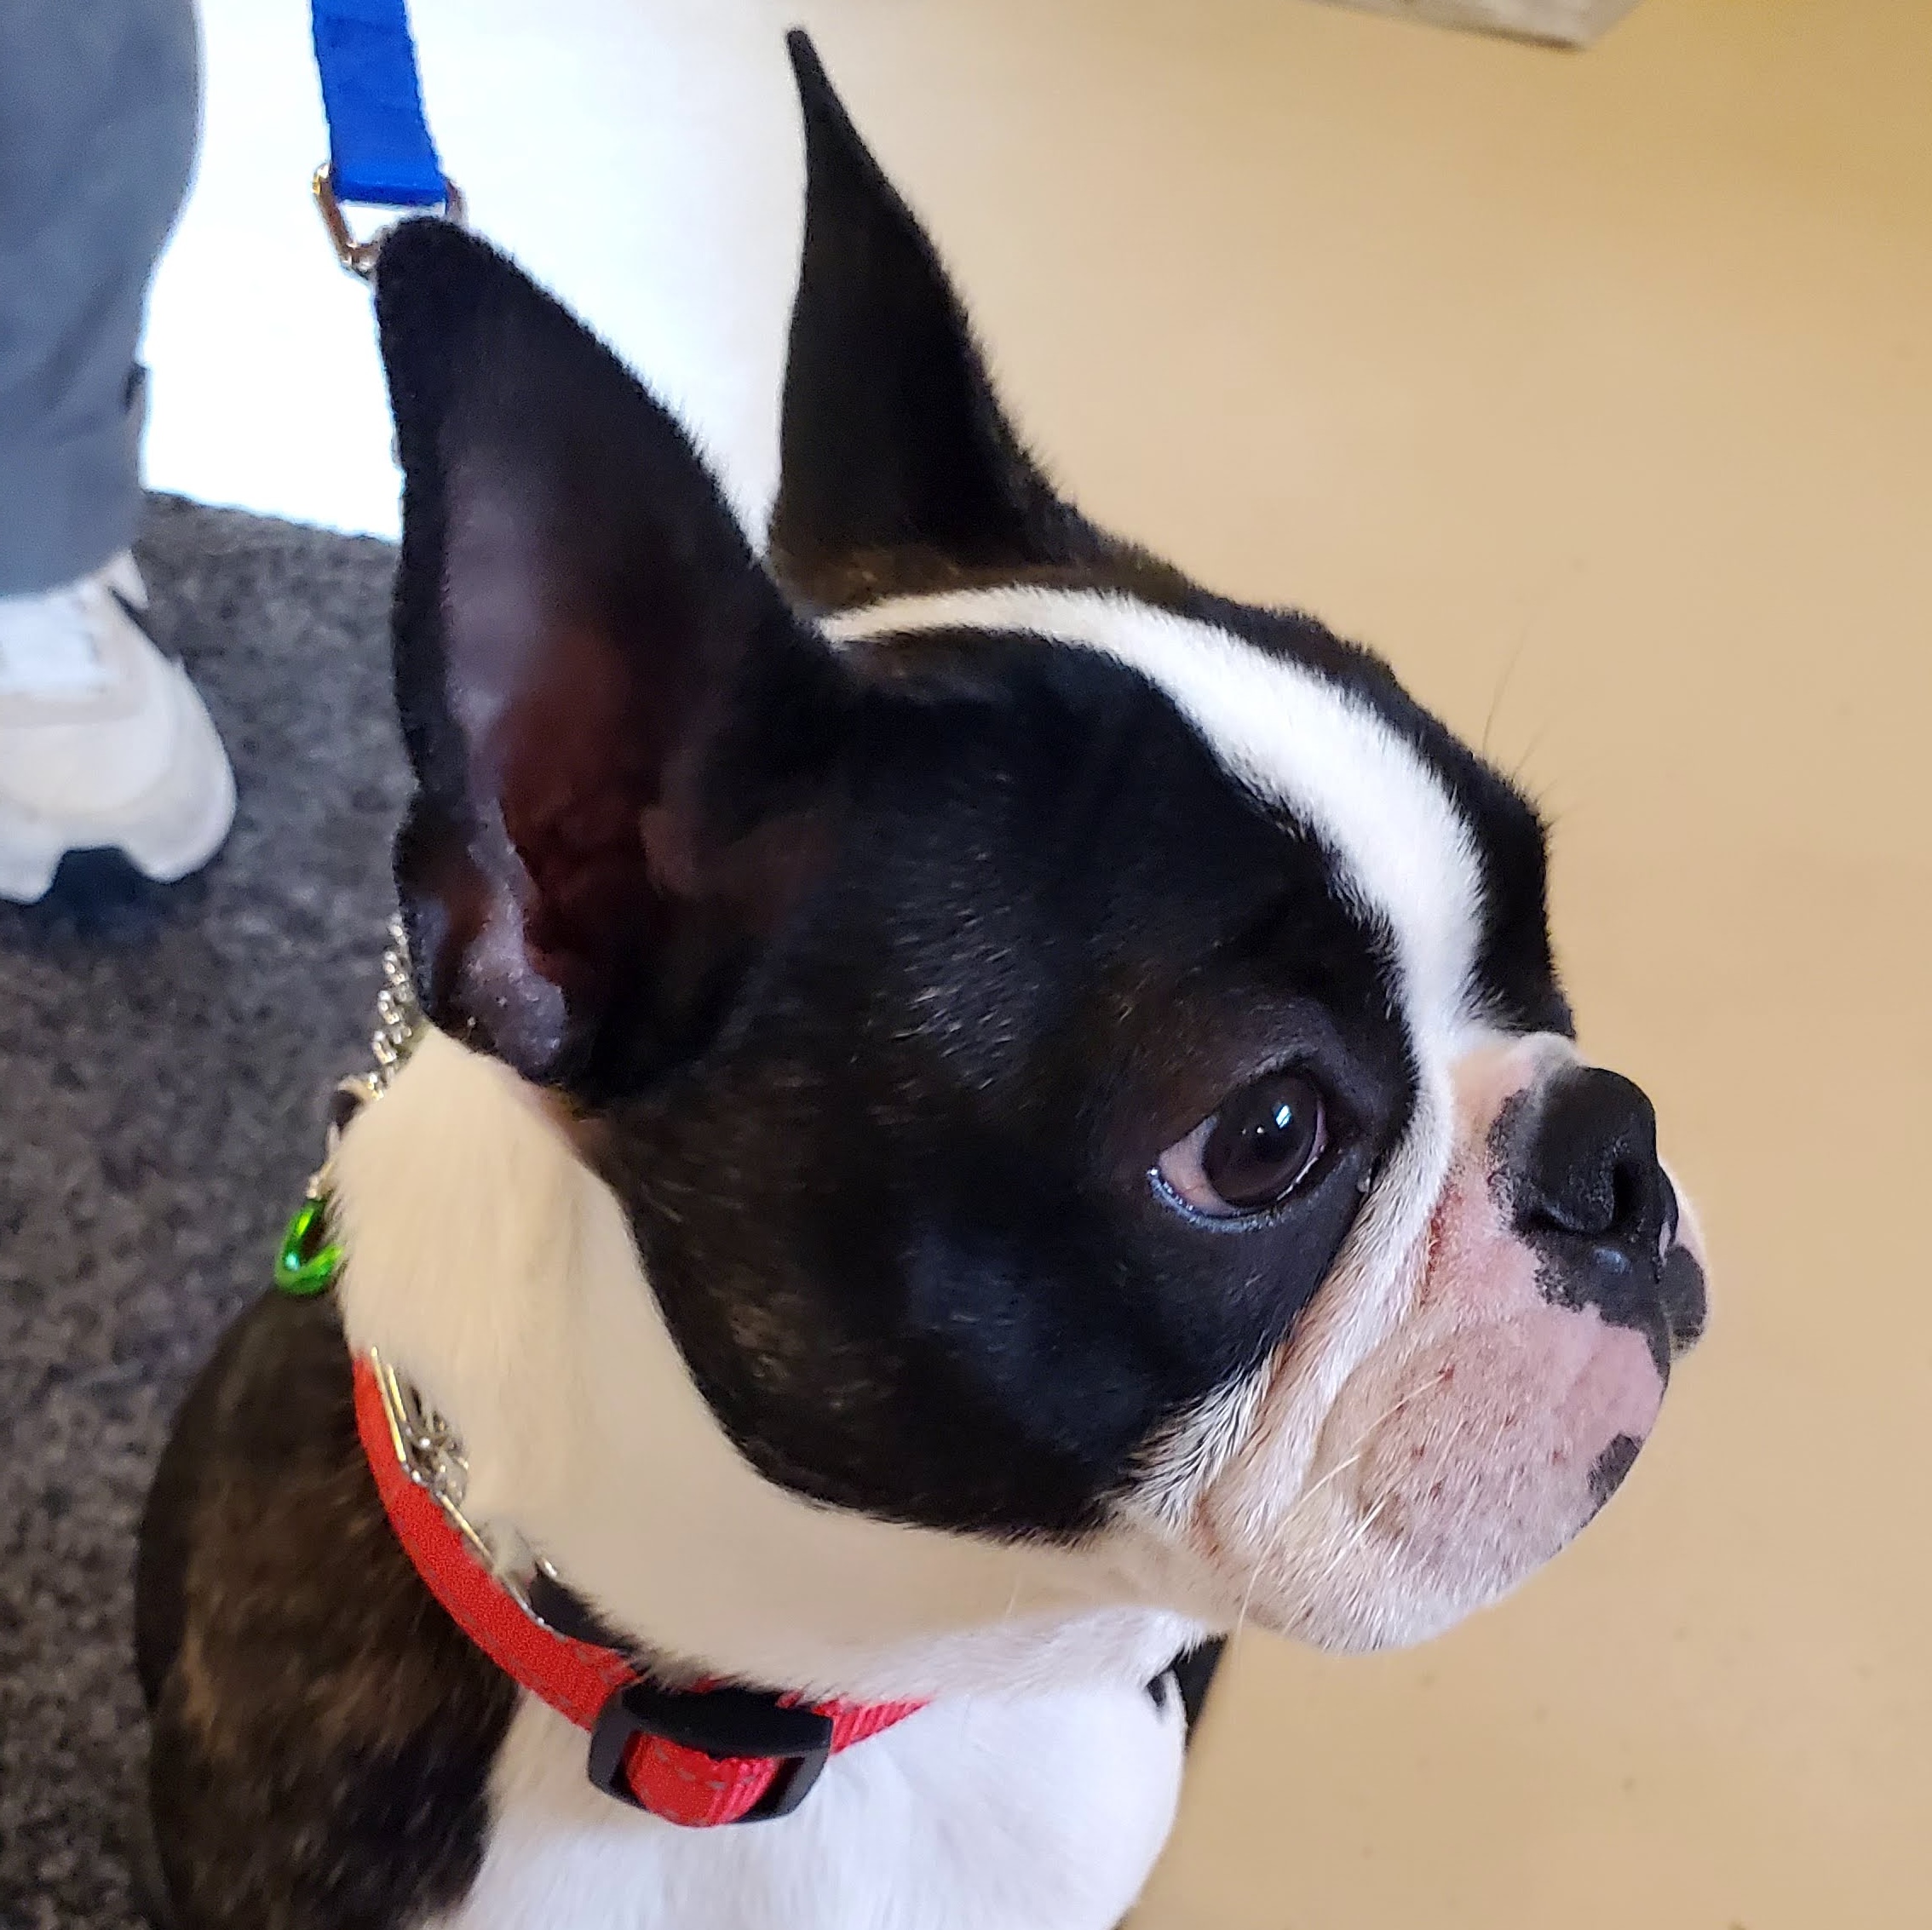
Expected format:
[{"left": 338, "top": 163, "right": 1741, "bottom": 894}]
[
  {"left": 308, "top": 0, "right": 463, "bottom": 279},
  {"left": 312, "top": 165, "right": 465, "bottom": 280},
  {"left": 273, "top": 918, "right": 422, "bottom": 1299}
]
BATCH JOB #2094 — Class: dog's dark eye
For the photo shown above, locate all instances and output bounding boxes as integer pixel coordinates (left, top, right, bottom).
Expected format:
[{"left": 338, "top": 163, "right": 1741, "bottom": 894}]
[{"left": 1155, "top": 1072, "right": 1327, "bottom": 1220}]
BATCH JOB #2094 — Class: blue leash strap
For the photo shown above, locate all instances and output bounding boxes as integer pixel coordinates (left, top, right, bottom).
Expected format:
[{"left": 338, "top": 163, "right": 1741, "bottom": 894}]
[
  {"left": 312, "top": 0, "right": 446, "bottom": 205},
  {"left": 309, "top": 0, "right": 463, "bottom": 277}
]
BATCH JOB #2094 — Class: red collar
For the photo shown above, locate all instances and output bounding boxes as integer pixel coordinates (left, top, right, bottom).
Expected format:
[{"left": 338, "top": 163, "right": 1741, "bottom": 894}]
[{"left": 351, "top": 1353, "right": 924, "bottom": 1826}]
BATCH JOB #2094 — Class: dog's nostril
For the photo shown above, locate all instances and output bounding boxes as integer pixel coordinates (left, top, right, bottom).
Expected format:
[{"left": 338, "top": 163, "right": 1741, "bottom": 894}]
[
  {"left": 1558, "top": 1155, "right": 1640, "bottom": 1242},
  {"left": 1515, "top": 1067, "right": 1667, "bottom": 1259}
]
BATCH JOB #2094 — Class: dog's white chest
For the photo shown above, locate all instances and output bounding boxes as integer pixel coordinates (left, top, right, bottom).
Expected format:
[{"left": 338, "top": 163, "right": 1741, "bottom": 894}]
[{"left": 429, "top": 1680, "right": 1186, "bottom": 1930}]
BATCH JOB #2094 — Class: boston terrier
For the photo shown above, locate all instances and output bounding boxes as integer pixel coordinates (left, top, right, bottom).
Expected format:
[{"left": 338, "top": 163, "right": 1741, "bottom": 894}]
[{"left": 135, "top": 32, "right": 1706, "bottom": 1930}]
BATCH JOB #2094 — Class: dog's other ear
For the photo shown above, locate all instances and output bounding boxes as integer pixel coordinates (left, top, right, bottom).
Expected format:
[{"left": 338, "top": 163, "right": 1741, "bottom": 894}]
[
  {"left": 768, "top": 31, "right": 1110, "bottom": 609},
  {"left": 375, "top": 220, "right": 848, "bottom": 1091}
]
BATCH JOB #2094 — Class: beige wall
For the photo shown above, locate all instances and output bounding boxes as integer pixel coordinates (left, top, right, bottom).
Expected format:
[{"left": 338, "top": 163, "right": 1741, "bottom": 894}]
[{"left": 782, "top": 2, "right": 1929, "bottom": 1923}]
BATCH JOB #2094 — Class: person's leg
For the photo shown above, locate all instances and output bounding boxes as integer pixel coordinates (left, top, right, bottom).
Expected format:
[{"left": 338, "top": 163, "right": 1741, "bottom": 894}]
[
  {"left": 0, "top": 0, "right": 233, "bottom": 903},
  {"left": 0, "top": 0, "right": 200, "bottom": 595}
]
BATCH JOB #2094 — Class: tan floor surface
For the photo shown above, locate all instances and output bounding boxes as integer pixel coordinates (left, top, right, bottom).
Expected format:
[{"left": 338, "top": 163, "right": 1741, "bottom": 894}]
[{"left": 757, "top": 2, "right": 1929, "bottom": 1924}]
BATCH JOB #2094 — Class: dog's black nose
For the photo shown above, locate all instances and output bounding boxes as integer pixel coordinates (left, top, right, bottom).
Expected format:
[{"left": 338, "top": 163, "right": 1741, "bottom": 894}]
[
  {"left": 1514, "top": 1067, "right": 1669, "bottom": 1267},
  {"left": 1511, "top": 1066, "right": 1705, "bottom": 1367}
]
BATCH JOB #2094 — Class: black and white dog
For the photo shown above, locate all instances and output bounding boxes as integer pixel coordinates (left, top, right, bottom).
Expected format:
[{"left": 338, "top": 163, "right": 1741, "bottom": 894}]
[{"left": 135, "top": 33, "right": 1706, "bottom": 1930}]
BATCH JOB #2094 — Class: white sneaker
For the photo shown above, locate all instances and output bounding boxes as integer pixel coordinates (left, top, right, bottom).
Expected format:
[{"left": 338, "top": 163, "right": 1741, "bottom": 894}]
[{"left": 0, "top": 552, "right": 235, "bottom": 903}]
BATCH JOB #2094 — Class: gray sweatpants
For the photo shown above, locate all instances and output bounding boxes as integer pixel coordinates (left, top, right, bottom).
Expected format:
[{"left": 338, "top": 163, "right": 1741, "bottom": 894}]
[{"left": 0, "top": 0, "right": 199, "bottom": 595}]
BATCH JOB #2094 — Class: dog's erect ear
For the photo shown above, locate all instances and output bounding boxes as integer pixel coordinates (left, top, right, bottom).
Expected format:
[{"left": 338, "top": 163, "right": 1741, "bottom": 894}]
[
  {"left": 375, "top": 220, "right": 848, "bottom": 1090},
  {"left": 768, "top": 31, "right": 1109, "bottom": 609}
]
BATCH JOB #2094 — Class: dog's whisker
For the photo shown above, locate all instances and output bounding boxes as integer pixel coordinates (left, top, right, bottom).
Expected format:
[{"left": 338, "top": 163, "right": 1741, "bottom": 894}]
[
  {"left": 1306, "top": 1491, "right": 1395, "bottom": 1602},
  {"left": 1272, "top": 1376, "right": 1434, "bottom": 1531},
  {"left": 1230, "top": 1547, "right": 1268, "bottom": 1651},
  {"left": 1220, "top": 1380, "right": 1434, "bottom": 1636},
  {"left": 1481, "top": 633, "right": 1532, "bottom": 759}
]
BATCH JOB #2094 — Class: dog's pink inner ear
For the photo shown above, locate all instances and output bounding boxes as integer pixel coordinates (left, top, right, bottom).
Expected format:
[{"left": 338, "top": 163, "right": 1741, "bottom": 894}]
[
  {"left": 376, "top": 219, "right": 845, "bottom": 1090},
  {"left": 492, "top": 641, "right": 653, "bottom": 984}
]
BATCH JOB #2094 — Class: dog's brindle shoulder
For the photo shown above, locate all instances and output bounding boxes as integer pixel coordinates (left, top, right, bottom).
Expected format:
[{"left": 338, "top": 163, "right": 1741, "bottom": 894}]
[
  {"left": 136, "top": 1290, "right": 516, "bottom": 1927},
  {"left": 136, "top": 1290, "right": 1223, "bottom": 1929}
]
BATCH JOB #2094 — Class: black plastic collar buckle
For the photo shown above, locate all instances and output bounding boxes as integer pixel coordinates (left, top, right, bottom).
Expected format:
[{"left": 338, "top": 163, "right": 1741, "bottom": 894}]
[{"left": 587, "top": 1680, "right": 837, "bottom": 1824}]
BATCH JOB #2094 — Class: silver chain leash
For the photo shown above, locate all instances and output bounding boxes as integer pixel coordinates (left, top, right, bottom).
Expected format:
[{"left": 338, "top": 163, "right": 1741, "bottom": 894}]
[{"left": 274, "top": 917, "right": 422, "bottom": 1296}]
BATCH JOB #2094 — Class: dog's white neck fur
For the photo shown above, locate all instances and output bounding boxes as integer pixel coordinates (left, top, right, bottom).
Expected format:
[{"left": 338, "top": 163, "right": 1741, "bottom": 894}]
[{"left": 331, "top": 1027, "right": 1203, "bottom": 1705}]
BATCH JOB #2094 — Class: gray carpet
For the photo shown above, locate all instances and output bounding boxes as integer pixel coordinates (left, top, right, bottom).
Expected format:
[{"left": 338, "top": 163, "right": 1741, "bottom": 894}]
[{"left": 0, "top": 497, "right": 407, "bottom": 1928}]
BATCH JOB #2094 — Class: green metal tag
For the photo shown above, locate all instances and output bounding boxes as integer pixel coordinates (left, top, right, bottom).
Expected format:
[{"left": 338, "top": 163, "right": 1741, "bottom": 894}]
[{"left": 274, "top": 1191, "right": 342, "bottom": 1297}]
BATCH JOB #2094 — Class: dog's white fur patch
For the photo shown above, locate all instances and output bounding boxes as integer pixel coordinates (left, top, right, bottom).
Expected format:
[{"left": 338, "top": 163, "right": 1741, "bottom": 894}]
[{"left": 428, "top": 1679, "right": 1184, "bottom": 1930}]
